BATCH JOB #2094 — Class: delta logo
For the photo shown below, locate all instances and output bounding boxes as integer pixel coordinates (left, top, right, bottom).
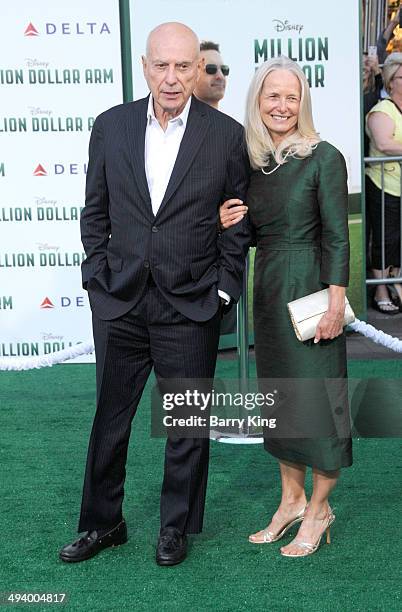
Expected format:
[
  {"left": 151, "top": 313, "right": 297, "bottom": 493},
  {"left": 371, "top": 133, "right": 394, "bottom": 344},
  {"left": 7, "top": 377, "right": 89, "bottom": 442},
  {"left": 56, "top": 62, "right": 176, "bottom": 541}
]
[
  {"left": 40, "top": 297, "right": 54, "bottom": 309},
  {"left": 23, "top": 21, "right": 110, "bottom": 36},
  {"left": 33, "top": 162, "right": 87, "bottom": 176},
  {"left": 24, "top": 22, "right": 39, "bottom": 37},
  {"left": 40, "top": 296, "right": 86, "bottom": 309},
  {"left": 33, "top": 164, "right": 47, "bottom": 176}
]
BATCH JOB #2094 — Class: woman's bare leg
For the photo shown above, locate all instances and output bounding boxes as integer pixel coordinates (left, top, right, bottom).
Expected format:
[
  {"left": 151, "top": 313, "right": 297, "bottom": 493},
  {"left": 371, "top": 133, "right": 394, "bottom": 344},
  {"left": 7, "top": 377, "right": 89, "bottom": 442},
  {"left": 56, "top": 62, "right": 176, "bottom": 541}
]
[
  {"left": 280, "top": 468, "right": 339, "bottom": 555},
  {"left": 249, "top": 460, "right": 307, "bottom": 542},
  {"left": 373, "top": 267, "right": 399, "bottom": 312}
]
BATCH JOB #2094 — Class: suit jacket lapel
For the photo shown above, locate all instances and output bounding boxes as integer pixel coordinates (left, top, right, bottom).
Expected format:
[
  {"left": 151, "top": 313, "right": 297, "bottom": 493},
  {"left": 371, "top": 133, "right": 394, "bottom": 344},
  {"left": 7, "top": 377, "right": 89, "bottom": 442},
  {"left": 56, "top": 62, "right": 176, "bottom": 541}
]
[
  {"left": 156, "top": 97, "right": 209, "bottom": 218},
  {"left": 126, "top": 96, "right": 153, "bottom": 216}
]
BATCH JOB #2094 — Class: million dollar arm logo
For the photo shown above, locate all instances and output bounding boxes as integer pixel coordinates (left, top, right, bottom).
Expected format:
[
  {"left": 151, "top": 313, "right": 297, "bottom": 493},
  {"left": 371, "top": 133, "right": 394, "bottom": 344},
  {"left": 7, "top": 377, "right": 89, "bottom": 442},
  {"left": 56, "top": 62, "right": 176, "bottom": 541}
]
[
  {"left": 0, "top": 333, "right": 85, "bottom": 357},
  {"left": 0, "top": 114, "right": 96, "bottom": 133},
  {"left": 0, "top": 198, "right": 83, "bottom": 223},
  {"left": 254, "top": 19, "right": 328, "bottom": 87},
  {"left": 0, "top": 244, "right": 85, "bottom": 268},
  {"left": 0, "top": 63, "right": 114, "bottom": 85}
]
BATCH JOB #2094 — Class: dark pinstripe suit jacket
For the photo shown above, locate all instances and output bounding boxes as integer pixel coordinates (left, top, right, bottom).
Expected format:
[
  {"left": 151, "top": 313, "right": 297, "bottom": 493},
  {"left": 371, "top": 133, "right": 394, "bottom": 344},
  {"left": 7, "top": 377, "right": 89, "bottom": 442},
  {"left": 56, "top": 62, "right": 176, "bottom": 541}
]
[{"left": 80, "top": 95, "right": 251, "bottom": 322}]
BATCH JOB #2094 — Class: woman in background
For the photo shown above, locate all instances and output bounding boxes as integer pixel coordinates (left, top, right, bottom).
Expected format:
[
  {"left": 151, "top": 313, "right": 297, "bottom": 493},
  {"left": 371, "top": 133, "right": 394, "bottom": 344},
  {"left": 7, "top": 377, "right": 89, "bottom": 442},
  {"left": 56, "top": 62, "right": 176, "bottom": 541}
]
[
  {"left": 220, "top": 57, "right": 352, "bottom": 557},
  {"left": 366, "top": 52, "right": 402, "bottom": 314},
  {"left": 363, "top": 53, "right": 382, "bottom": 156}
]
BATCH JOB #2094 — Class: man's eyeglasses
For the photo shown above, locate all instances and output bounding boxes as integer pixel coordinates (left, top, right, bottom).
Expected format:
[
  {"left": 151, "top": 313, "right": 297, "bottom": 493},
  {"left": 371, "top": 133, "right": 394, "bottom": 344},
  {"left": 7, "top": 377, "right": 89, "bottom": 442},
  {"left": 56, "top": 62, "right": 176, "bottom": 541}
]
[{"left": 205, "top": 64, "right": 230, "bottom": 76}]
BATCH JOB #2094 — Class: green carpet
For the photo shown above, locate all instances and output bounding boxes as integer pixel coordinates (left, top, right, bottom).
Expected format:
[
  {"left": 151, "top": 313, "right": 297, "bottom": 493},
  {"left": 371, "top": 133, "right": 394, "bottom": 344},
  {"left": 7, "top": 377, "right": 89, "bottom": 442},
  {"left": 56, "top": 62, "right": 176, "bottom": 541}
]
[{"left": 1, "top": 359, "right": 401, "bottom": 611}]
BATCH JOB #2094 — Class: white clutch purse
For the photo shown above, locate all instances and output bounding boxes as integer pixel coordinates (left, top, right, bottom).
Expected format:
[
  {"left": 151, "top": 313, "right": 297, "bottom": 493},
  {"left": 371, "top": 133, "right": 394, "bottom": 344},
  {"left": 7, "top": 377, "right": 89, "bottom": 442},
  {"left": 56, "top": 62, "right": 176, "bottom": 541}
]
[{"left": 287, "top": 288, "right": 355, "bottom": 342}]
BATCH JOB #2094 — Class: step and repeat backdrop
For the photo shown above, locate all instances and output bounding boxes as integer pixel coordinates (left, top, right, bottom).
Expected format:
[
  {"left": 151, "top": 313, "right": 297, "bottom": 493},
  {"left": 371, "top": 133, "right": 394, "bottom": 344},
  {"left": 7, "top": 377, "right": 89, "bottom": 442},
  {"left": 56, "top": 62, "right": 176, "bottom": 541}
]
[
  {"left": 129, "top": 0, "right": 363, "bottom": 337},
  {"left": 129, "top": 0, "right": 361, "bottom": 195},
  {"left": 0, "top": 0, "right": 123, "bottom": 362},
  {"left": 1, "top": 0, "right": 361, "bottom": 363}
]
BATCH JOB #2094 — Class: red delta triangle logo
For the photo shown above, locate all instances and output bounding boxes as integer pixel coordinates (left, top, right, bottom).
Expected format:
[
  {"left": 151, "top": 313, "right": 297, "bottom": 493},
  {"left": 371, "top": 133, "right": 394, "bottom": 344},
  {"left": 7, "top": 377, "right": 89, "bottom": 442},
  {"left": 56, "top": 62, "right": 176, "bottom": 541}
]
[
  {"left": 33, "top": 164, "right": 47, "bottom": 176},
  {"left": 40, "top": 297, "right": 55, "bottom": 309},
  {"left": 24, "top": 22, "right": 39, "bottom": 37}
]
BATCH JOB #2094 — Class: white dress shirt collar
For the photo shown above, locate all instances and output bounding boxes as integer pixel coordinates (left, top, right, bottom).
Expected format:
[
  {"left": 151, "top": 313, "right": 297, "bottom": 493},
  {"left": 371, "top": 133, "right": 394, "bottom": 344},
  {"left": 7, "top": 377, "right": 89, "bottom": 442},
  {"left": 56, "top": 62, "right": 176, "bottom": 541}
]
[{"left": 146, "top": 95, "right": 192, "bottom": 129}]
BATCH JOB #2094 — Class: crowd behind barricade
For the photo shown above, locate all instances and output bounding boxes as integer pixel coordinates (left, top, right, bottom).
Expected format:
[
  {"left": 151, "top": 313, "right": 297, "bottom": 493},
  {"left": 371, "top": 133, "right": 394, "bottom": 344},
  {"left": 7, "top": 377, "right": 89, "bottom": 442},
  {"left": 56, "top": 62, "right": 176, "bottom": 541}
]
[{"left": 364, "top": 7, "right": 402, "bottom": 315}]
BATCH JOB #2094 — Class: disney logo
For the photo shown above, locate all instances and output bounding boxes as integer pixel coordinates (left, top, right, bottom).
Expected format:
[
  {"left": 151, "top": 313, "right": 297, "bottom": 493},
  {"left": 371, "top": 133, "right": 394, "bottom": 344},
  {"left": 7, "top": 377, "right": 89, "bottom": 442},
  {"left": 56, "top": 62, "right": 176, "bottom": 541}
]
[
  {"left": 29, "top": 107, "right": 53, "bottom": 117},
  {"left": 25, "top": 58, "right": 50, "bottom": 68},
  {"left": 41, "top": 333, "right": 64, "bottom": 341},
  {"left": 34, "top": 197, "right": 57, "bottom": 206},
  {"left": 273, "top": 20, "right": 304, "bottom": 34},
  {"left": 37, "top": 243, "right": 60, "bottom": 252}
]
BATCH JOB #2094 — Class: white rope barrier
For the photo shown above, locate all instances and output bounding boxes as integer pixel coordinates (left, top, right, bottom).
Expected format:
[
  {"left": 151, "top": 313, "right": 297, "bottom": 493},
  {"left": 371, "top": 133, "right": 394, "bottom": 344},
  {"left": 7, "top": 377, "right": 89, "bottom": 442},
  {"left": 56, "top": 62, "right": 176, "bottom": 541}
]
[
  {"left": 0, "top": 318, "right": 401, "bottom": 371},
  {"left": 348, "top": 318, "right": 402, "bottom": 353}
]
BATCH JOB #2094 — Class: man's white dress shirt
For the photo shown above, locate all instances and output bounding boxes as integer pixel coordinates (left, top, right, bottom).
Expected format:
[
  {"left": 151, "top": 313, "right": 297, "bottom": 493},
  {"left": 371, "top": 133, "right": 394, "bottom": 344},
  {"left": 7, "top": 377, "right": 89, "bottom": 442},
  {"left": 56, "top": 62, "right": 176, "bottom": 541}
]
[
  {"left": 144, "top": 95, "right": 230, "bottom": 305},
  {"left": 145, "top": 95, "right": 191, "bottom": 216}
]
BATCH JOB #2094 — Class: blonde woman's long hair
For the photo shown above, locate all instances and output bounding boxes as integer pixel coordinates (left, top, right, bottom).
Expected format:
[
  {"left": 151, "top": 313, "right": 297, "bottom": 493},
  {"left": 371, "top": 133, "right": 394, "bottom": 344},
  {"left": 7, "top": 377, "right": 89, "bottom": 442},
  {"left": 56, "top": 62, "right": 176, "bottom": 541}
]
[{"left": 245, "top": 56, "right": 320, "bottom": 169}]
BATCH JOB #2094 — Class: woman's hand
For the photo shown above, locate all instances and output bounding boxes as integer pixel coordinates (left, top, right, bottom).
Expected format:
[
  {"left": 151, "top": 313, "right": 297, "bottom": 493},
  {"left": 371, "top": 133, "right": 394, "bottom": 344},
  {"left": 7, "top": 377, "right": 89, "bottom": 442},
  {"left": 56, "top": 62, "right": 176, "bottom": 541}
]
[
  {"left": 314, "top": 311, "right": 344, "bottom": 343},
  {"left": 219, "top": 199, "right": 248, "bottom": 230},
  {"left": 314, "top": 286, "right": 346, "bottom": 343}
]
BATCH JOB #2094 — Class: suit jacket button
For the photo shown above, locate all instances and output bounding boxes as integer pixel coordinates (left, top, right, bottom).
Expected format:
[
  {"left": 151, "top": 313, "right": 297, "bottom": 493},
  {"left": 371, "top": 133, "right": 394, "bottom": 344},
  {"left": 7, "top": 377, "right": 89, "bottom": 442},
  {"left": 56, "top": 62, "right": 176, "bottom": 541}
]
[
  {"left": 152, "top": 226, "right": 158, "bottom": 233},
  {"left": 144, "top": 261, "right": 150, "bottom": 268}
]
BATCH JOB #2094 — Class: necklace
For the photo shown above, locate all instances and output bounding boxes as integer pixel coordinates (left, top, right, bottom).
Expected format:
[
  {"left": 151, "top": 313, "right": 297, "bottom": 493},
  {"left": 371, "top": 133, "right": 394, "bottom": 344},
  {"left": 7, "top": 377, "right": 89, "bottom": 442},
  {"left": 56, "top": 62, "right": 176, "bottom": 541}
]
[{"left": 261, "top": 150, "right": 291, "bottom": 175}]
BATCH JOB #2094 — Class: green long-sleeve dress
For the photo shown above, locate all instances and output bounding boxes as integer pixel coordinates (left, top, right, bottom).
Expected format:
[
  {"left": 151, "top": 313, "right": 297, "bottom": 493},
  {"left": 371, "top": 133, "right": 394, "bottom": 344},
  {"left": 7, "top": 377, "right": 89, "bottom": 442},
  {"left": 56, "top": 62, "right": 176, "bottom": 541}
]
[{"left": 248, "top": 141, "right": 353, "bottom": 471}]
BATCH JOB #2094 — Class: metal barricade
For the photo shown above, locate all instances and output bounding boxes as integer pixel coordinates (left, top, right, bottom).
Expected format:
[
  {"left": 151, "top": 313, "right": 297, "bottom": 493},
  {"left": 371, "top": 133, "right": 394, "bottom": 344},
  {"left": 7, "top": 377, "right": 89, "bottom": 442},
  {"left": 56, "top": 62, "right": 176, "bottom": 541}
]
[
  {"left": 364, "top": 155, "right": 402, "bottom": 289},
  {"left": 211, "top": 255, "right": 261, "bottom": 442}
]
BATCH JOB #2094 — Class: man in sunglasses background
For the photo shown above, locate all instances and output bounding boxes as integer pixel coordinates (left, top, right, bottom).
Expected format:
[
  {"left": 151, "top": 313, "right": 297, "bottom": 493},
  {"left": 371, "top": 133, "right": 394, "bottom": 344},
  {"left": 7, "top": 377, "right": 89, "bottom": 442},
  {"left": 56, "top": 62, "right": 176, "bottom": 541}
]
[
  {"left": 194, "top": 41, "right": 229, "bottom": 109},
  {"left": 194, "top": 40, "right": 236, "bottom": 337}
]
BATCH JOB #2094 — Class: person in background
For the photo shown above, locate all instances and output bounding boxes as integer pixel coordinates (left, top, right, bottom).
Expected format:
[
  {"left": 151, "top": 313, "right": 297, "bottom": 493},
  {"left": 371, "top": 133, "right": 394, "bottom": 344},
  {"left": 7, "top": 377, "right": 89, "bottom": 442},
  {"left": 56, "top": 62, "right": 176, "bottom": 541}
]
[
  {"left": 377, "top": 7, "right": 401, "bottom": 64},
  {"left": 363, "top": 53, "right": 382, "bottom": 155},
  {"left": 220, "top": 56, "right": 352, "bottom": 557},
  {"left": 363, "top": 52, "right": 382, "bottom": 268},
  {"left": 194, "top": 40, "right": 236, "bottom": 337},
  {"left": 366, "top": 52, "right": 402, "bottom": 314},
  {"left": 194, "top": 41, "right": 229, "bottom": 109}
]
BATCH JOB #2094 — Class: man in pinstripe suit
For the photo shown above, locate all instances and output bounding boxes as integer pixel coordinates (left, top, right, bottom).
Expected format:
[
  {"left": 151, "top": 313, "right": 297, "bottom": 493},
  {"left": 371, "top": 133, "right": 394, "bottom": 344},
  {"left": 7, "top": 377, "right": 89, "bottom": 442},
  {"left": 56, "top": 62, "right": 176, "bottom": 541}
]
[{"left": 59, "top": 22, "right": 250, "bottom": 566}]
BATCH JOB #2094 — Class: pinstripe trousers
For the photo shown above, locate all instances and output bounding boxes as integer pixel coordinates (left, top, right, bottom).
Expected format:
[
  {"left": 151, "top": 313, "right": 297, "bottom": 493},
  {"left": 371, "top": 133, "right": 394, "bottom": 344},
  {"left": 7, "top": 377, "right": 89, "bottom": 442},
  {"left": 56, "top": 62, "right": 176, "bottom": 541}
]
[{"left": 78, "top": 276, "right": 221, "bottom": 534}]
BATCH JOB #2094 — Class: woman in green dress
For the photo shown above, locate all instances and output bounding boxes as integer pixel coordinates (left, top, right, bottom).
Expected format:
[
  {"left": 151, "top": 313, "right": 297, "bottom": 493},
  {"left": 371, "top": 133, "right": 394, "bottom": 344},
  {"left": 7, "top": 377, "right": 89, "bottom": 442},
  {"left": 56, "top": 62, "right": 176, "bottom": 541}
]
[{"left": 220, "top": 56, "right": 352, "bottom": 557}]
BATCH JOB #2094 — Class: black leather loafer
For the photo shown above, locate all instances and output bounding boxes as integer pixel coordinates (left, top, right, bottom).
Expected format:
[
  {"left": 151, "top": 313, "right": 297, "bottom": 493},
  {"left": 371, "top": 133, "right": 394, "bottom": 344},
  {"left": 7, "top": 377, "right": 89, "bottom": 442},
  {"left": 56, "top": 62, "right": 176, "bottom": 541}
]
[
  {"left": 59, "top": 519, "right": 127, "bottom": 563},
  {"left": 156, "top": 527, "right": 187, "bottom": 566}
]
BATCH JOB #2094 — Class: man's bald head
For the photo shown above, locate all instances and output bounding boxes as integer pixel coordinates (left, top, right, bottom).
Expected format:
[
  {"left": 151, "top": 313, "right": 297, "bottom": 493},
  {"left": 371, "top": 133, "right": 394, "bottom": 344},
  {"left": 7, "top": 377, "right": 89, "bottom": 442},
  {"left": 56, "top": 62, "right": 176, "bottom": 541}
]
[
  {"left": 145, "top": 22, "right": 200, "bottom": 59},
  {"left": 142, "top": 22, "right": 201, "bottom": 127}
]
